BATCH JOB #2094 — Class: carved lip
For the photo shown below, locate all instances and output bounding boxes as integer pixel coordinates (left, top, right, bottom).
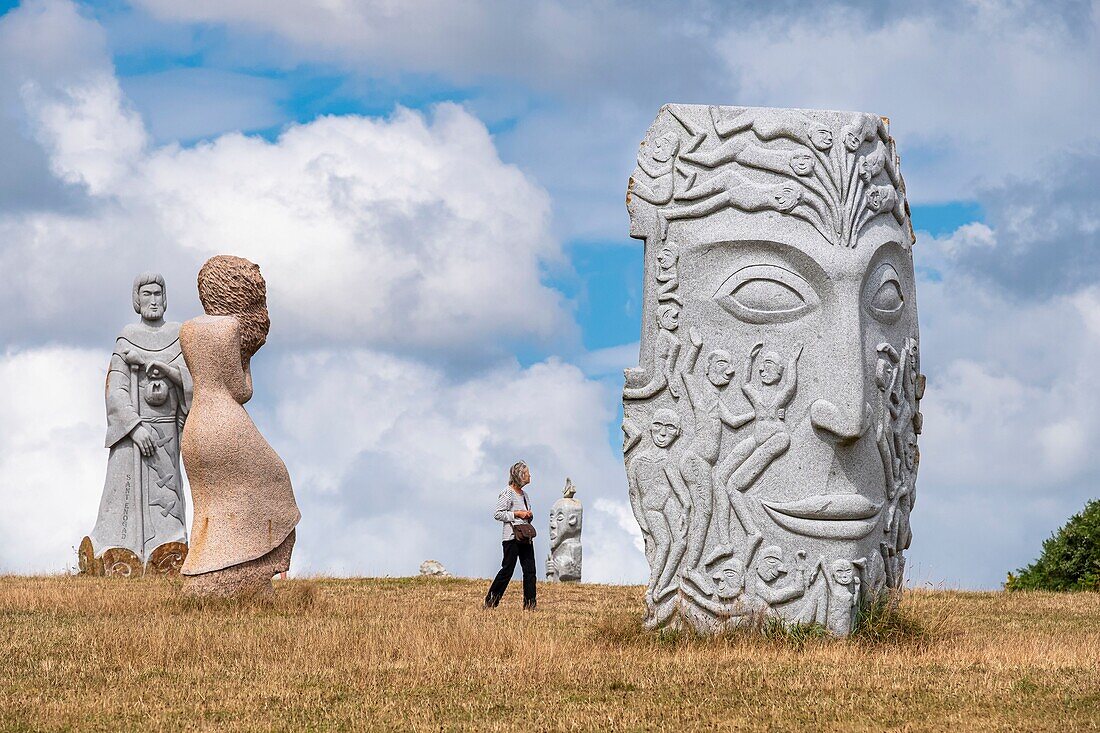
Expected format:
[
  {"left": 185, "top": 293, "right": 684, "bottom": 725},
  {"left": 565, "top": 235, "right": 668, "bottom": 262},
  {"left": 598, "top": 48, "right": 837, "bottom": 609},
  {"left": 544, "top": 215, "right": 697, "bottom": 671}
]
[
  {"left": 762, "top": 494, "right": 881, "bottom": 520},
  {"left": 762, "top": 494, "right": 881, "bottom": 540}
]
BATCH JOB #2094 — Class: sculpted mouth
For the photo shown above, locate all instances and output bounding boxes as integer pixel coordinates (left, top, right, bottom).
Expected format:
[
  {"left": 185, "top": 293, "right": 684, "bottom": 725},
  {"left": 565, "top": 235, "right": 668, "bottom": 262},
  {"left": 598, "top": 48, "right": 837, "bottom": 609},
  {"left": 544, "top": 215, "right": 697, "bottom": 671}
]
[{"left": 761, "top": 494, "right": 881, "bottom": 539}]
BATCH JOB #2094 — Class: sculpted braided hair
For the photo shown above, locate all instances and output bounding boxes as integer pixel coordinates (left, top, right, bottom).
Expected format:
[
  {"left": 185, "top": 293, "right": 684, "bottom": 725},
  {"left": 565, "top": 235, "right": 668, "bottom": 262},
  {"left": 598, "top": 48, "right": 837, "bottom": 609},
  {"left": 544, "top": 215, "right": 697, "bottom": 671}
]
[{"left": 196, "top": 255, "right": 270, "bottom": 360}]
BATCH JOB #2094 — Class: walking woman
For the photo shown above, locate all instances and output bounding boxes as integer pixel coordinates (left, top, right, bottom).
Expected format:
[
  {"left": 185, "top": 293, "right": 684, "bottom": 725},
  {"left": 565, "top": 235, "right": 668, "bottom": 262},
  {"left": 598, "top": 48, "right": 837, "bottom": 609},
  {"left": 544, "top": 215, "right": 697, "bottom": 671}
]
[{"left": 484, "top": 460, "right": 537, "bottom": 609}]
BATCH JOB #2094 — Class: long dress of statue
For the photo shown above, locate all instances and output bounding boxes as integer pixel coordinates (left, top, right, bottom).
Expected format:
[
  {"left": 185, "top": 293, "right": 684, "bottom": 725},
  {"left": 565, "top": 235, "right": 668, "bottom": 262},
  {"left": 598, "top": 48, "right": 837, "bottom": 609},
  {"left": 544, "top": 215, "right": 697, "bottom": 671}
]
[
  {"left": 179, "top": 255, "right": 299, "bottom": 597},
  {"left": 80, "top": 272, "right": 192, "bottom": 577}
]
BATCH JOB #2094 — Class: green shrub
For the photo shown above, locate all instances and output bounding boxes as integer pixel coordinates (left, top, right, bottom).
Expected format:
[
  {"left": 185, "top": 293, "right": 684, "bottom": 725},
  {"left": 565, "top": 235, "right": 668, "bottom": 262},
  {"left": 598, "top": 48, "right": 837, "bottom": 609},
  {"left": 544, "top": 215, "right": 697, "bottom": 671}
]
[{"left": 1007, "top": 499, "right": 1100, "bottom": 591}]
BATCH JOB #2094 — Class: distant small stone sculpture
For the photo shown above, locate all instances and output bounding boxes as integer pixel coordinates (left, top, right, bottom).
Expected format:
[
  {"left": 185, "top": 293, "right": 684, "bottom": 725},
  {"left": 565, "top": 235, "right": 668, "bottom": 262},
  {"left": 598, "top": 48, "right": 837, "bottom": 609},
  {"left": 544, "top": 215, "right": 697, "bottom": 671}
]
[
  {"left": 79, "top": 273, "right": 191, "bottom": 578},
  {"left": 419, "top": 560, "right": 450, "bottom": 577},
  {"left": 624, "top": 105, "right": 924, "bottom": 634},
  {"left": 546, "top": 478, "right": 582, "bottom": 582},
  {"left": 179, "top": 255, "right": 300, "bottom": 598}
]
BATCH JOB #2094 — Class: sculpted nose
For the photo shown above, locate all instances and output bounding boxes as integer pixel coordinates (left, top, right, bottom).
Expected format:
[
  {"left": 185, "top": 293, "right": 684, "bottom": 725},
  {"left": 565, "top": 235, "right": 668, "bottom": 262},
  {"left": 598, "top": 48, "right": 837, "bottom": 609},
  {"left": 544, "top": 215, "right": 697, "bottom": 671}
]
[{"left": 810, "top": 399, "right": 870, "bottom": 444}]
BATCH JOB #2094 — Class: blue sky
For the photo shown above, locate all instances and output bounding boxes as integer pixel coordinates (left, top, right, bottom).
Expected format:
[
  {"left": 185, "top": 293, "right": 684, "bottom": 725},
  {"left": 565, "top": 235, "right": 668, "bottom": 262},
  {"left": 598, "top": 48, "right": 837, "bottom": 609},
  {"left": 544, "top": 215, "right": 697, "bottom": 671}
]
[{"left": 0, "top": 0, "right": 1097, "bottom": 588}]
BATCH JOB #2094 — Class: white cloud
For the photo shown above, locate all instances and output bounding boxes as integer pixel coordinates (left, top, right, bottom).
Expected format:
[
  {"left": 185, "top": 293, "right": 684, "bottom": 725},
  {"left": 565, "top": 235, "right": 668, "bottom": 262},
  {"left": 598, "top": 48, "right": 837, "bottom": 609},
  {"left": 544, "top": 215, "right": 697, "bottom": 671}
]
[
  {"left": 0, "top": 1, "right": 573, "bottom": 357},
  {"left": 126, "top": 1, "right": 1100, "bottom": 240},
  {"left": 0, "top": 347, "right": 105, "bottom": 573},
  {"left": 911, "top": 225, "right": 1100, "bottom": 587}
]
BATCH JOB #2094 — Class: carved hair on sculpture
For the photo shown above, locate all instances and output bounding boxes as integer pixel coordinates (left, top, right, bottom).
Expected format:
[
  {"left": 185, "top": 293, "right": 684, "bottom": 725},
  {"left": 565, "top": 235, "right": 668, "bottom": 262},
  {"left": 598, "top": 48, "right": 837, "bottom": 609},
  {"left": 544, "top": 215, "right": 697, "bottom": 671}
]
[
  {"left": 132, "top": 272, "right": 166, "bottom": 314},
  {"left": 196, "top": 255, "right": 270, "bottom": 360}
]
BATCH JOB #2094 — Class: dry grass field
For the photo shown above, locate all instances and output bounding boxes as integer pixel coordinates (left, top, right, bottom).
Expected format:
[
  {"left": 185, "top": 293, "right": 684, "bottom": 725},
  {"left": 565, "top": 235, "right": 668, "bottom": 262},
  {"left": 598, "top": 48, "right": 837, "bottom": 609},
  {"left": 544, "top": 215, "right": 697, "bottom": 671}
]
[{"left": 1, "top": 576, "right": 1098, "bottom": 732}]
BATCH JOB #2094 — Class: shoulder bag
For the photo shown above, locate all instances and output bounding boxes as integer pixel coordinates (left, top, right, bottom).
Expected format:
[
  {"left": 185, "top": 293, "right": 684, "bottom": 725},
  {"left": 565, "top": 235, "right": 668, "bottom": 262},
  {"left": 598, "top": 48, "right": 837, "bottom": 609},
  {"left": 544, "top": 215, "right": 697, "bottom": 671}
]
[{"left": 512, "top": 493, "right": 537, "bottom": 542}]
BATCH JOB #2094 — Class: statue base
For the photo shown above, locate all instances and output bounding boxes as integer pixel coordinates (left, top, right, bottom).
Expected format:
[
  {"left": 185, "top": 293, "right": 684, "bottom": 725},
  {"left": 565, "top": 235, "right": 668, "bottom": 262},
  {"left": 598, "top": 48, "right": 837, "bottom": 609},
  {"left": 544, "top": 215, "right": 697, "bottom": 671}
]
[
  {"left": 77, "top": 537, "right": 188, "bottom": 578},
  {"left": 181, "top": 529, "right": 295, "bottom": 599}
]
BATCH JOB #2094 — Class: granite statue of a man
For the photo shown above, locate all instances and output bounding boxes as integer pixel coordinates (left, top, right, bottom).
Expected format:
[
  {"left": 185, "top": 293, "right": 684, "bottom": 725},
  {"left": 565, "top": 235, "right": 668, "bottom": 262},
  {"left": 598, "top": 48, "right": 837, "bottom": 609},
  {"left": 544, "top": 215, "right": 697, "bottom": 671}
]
[
  {"left": 623, "top": 105, "right": 924, "bottom": 634},
  {"left": 79, "top": 273, "right": 193, "bottom": 577},
  {"left": 546, "top": 478, "right": 582, "bottom": 582}
]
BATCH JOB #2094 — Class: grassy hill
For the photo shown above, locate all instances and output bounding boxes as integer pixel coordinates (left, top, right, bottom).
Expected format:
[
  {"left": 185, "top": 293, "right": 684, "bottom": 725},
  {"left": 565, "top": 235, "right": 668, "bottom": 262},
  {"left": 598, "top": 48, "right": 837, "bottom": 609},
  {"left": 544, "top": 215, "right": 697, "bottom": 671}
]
[{"left": 1, "top": 576, "right": 1098, "bottom": 731}]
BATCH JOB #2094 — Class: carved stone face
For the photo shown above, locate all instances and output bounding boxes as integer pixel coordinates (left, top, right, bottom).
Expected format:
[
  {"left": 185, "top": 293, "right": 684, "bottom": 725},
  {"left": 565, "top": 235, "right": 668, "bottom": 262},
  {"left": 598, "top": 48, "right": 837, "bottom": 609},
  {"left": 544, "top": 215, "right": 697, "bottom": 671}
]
[
  {"left": 759, "top": 354, "right": 783, "bottom": 385},
  {"left": 137, "top": 283, "right": 165, "bottom": 322},
  {"left": 548, "top": 502, "right": 582, "bottom": 549},
  {"left": 789, "top": 152, "right": 815, "bottom": 176},
  {"left": 624, "top": 105, "right": 921, "bottom": 634},
  {"left": 904, "top": 430, "right": 918, "bottom": 472},
  {"left": 832, "top": 560, "right": 855, "bottom": 586},
  {"left": 652, "top": 133, "right": 678, "bottom": 163},
  {"left": 656, "top": 305, "right": 679, "bottom": 331},
  {"left": 650, "top": 410, "right": 681, "bottom": 449},
  {"left": 657, "top": 245, "right": 679, "bottom": 270},
  {"left": 808, "top": 126, "right": 833, "bottom": 151},
  {"left": 758, "top": 551, "right": 785, "bottom": 582},
  {"left": 706, "top": 350, "right": 734, "bottom": 386},
  {"left": 713, "top": 559, "right": 745, "bottom": 599}
]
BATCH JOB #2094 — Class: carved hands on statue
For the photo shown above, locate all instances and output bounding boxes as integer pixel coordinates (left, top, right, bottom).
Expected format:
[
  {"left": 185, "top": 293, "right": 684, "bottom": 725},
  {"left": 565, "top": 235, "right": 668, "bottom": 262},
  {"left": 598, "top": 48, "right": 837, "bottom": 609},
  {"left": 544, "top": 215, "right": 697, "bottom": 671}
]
[
  {"left": 689, "top": 326, "right": 703, "bottom": 348},
  {"left": 120, "top": 348, "right": 145, "bottom": 369},
  {"left": 130, "top": 424, "right": 155, "bottom": 457},
  {"left": 795, "top": 550, "right": 809, "bottom": 586},
  {"left": 750, "top": 342, "right": 763, "bottom": 361},
  {"left": 145, "top": 360, "right": 182, "bottom": 386}
]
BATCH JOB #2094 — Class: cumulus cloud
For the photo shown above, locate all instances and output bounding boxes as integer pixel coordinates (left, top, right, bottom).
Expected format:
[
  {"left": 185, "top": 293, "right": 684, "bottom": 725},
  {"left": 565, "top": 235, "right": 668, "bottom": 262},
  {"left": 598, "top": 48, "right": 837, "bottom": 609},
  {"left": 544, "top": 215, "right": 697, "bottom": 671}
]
[
  {"left": 912, "top": 225, "right": 1100, "bottom": 587},
  {"left": 0, "top": 1, "right": 572, "bottom": 358},
  {"left": 948, "top": 151, "right": 1100, "bottom": 298},
  {"left": 127, "top": 0, "right": 1100, "bottom": 240},
  {"left": 0, "top": 347, "right": 105, "bottom": 573}
]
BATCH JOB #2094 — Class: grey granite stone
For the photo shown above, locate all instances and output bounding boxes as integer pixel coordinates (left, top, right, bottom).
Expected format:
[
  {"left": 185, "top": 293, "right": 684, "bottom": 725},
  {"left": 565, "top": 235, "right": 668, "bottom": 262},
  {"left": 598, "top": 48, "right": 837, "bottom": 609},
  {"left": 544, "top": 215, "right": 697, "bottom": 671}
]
[
  {"left": 623, "top": 105, "right": 924, "bottom": 634},
  {"left": 546, "top": 478, "right": 582, "bottom": 582},
  {"left": 79, "top": 273, "right": 191, "bottom": 577}
]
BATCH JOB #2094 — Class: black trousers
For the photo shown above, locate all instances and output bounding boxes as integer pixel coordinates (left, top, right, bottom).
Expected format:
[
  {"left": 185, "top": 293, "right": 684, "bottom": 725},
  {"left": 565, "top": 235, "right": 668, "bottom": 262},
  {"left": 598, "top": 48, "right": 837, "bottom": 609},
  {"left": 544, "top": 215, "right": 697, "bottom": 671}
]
[{"left": 485, "top": 539, "right": 537, "bottom": 608}]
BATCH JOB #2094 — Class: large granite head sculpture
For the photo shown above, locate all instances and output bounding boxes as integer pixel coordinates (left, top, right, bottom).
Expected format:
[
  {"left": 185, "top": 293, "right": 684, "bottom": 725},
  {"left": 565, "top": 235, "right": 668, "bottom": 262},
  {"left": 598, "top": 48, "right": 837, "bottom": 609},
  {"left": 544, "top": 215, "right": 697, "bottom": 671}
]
[
  {"left": 623, "top": 105, "right": 924, "bottom": 634},
  {"left": 546, "top": 478, "right": 583, "bottom": 582},
  {"left": 179, "top": 255, "right": 299, "bottom": 598}
]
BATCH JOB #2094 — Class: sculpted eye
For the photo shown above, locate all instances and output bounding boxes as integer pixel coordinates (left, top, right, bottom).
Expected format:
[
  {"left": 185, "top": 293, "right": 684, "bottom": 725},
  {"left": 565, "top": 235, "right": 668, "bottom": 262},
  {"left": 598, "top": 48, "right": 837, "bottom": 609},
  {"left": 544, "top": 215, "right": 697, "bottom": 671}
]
[
  {"left": 714, "top": 264, "right": 818, "bottom": 324},
  {"left": 865, "top": 263, "right": 904, "bottom": 324}
]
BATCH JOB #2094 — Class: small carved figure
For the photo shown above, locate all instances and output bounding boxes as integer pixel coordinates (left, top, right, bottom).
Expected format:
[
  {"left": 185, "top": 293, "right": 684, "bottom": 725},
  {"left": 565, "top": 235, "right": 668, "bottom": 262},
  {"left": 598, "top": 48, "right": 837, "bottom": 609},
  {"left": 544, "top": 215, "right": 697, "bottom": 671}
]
[
  {"left": 716, "top": 342, "right": 802, "bottom": 548},
  {"left": 679, "top": 556, "right": 756, "bottom": 621},
  {"left": 623, "top": 304, "right": 682, "bottom": 401},
  {"left": 179, "top": 256, "right": 300, "bottom": 598},
  {"left": 80, "top": 273, "right": 192, "bottom": 577},
  {"left": 546, "top": 478, "right": 583, "bottom": 583},
  {"left": 629, "top": 132, "right": 681, "bottom": 205},
  {"left": 660, "top": 171, "right": 805, "bottom": 241},
  {"left": 744, "top": 546, "right": 811, "bottom": 611},
  {"left": 628, "top": 409, "right": 691, "bottom": 612},
  {"left": 821, "top": 558, "right": 862, "bottom": 635},
  {"left": 677, "top": 327, "right": 755, "bottom": 591},
  {"left": 655, "top": 244, "right": 682, "bottom": 305}
]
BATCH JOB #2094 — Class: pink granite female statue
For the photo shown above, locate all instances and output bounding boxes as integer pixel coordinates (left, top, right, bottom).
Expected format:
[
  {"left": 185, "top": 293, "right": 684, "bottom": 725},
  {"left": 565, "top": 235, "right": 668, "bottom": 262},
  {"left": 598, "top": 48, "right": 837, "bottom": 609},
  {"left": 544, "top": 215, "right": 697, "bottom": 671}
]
[{"left": 179, "top": 255, "right": 300, "bottom": 597}]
